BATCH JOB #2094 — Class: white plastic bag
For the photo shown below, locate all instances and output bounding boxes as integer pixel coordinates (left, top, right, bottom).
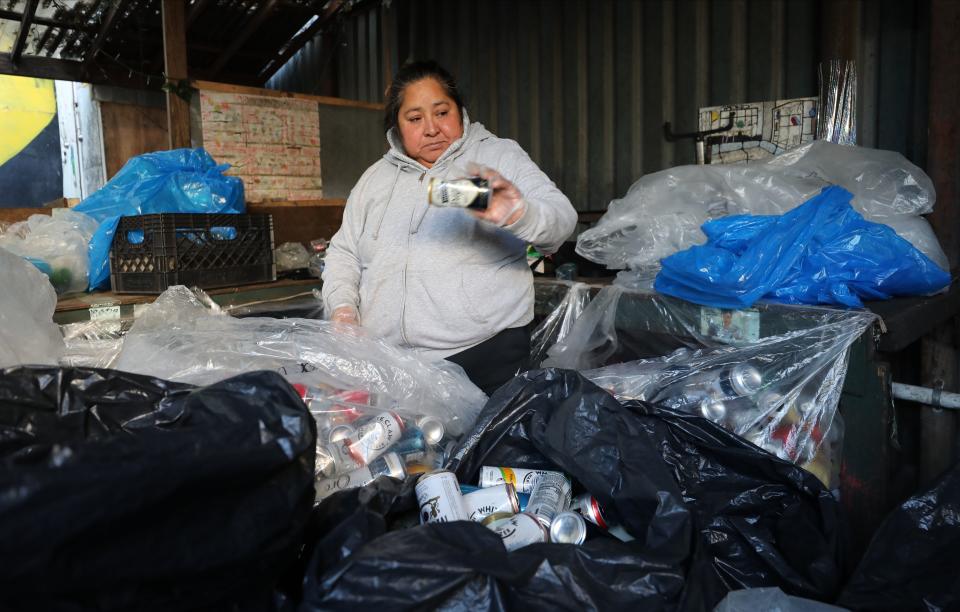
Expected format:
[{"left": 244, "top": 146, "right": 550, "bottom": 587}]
[
  {"left": 0, "top": 209, "right": 97, "bottom": 294},
  {"left": 113, "top": 286, "right": 487, "bottom": 436},
  {"left": 577, "top": 141, "right": 948, "bottom": 272},
  {"left": 0, "top": 247, "right": 65, "bottom": 367}
]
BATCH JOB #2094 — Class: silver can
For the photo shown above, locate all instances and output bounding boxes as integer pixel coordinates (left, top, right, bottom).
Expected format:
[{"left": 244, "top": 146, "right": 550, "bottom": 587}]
[
  {"left": 416, "top": 471, "right": 468, "bottom": 524},
  {"left": 315, "top": 452, "right": 405, "bottom": 502},
  {"left": 486, "top": 512, "right": 549, "bottom": 551},
  {"left": 526, "top": 472, "right": 572, "bottom": 528},
  {"left": 427, "top": 176, "right": 490, "bottom": 210},
  {"left": 415, "top": 415, "right": 446, "bottom": 445},
  {"left": 549, "top": 511, "right": 587, "bottom": 545},
  {"left": 478, "top": 466, "right": 559, "bottom": 494},
  {"left": 327, "top": 423, "right": 357, "bottom": 444},
  {"left": 462, "top": 483, "right": 520, "bottom": 522},
  {"left": 319, "top": 437, "right": 366, "bottom": 477}
]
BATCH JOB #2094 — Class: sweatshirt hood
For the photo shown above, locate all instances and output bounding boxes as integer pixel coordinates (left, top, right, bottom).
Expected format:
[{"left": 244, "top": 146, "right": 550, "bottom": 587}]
[{"left": 384, "top": 109, "right": 494, "bottom": 173}]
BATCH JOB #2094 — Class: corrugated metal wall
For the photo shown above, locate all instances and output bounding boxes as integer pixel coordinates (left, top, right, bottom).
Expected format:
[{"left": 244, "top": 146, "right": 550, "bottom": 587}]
[{"left": 268, "top": 0, "right": 931, "bottom": 213}]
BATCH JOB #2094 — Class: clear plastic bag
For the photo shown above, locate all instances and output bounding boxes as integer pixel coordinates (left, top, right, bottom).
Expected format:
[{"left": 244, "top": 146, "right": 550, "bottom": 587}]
[
  {"left": 0, "top": 247, "right": 65, "bottom": 367},
  {"left": 113, "top": 286, "right": 487, "bottom": 437},
  {"left": 0, "top": 209, "right": 98, "bottom": 294},
  {"left": 577, "top": 140, "right": 947, "bottom": 273},
  {"left": 274, "top": 241, "right": 311, "bottom": 271},
  {"left": 300, "top": 385, "right": 451, "bottom": 501},
  {"left": 544, "top": 285, "right": 876, "bottom": 472},
  {"left": 59, "top": 319, "right": 127, "bottom": 369},
  {"left": 529, "top": 281, "right": 592, "bottom": 368}
]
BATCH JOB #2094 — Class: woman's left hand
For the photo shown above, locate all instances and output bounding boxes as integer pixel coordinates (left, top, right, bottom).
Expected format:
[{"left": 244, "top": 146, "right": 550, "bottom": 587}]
[{"left": 467, "top": 164, "right": 527, "bottom": 227}]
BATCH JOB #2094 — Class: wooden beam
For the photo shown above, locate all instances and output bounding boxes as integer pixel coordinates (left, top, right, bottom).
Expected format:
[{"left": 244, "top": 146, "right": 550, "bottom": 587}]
[
  {"left": 186, "top": 0, "right": 213, "bottom": 28},
  {"left": 81, "top": 0, "right": 130, "bottom": 77},
  {"left": 210, "top": 0, "right": 280, "bottom": 77},
  {"left": 0, "top": 51, "right": 161, "bottom": 88},
  {"left": 0, "top": 51, "right": 86, "bottom": 80},
  {"left": 11, "top": 0, "right": 39, "bottom": 66},
  {"left": 191, "top": 78, "right": 385, "bottom": 110},
  {"left": 162, "top": 0, "right": 191, "bottom": 149},
  {"left": 0, "top": 8, "right": 94, "bottom": 32},
  {"left": 257, "top": 0, "right": 345, "bottom": 83}
]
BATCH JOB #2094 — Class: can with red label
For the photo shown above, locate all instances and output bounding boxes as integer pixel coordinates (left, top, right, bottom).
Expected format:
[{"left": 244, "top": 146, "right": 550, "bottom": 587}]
[
  {"left": 317, "top": 411, "right": 405, "bottom": 476},
  {"left": 572, "top": 493, "right": 609, "bottom": 529},
  {"left": 416, "top": 471, "right": 469, "bottom": 524},
  {"left": 486, "top": 512, "right": 549, "bottom": 551}
]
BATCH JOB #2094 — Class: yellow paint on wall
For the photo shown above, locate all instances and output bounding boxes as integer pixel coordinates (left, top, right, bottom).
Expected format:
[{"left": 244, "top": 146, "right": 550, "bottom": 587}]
[{"left": 0, "top": 75, "right": 57, "bottom": 167}]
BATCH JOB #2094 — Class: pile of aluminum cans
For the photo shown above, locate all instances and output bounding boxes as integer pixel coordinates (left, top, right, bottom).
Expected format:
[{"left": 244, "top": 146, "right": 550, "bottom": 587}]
[
  {"left": 416, "top": 466, "right": 632, "bottom": 550},
  {"left": 293, "top": 383, "right": 452, "bottom": 502}
]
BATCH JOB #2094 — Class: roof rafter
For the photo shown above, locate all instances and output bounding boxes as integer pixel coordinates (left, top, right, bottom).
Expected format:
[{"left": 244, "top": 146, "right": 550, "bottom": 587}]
[{"left": 11, "top": 0, "right": 39, "bottom": 66}]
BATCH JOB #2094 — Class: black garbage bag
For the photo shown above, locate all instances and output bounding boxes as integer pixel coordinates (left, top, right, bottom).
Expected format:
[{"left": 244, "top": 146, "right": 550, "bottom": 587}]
[
  {"left": 839, "top": 461, "right": 960, "bottom": 611},
  {"left": 300, "top": 369, "right": 841, "bottom": 611},
  {"left": 0, "top": 366, "right": 316, "bottom": 612}
]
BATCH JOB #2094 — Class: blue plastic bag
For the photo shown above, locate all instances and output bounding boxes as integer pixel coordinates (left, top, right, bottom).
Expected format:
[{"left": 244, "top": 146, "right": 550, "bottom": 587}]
[
  {"left": 74, "top": 148, "right": 244, "bottom": 290},
  {"left": 654, "top": 186, "right": 951, "bottom": 309}
]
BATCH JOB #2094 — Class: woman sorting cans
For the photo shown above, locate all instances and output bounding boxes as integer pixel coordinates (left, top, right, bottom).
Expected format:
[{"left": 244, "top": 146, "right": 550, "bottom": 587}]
[{"left": 321, "top": 61, "right": 578, "bottom": 394}]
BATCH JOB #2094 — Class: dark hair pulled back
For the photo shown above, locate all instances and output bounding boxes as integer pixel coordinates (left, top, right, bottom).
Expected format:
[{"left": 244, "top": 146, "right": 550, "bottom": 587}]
[{"left": 383, "top": 60, "right": 464, "bottom": 133}]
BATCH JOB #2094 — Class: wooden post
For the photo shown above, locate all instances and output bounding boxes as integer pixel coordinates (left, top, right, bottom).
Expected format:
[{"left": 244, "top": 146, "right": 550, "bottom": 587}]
[
  {"left": 162, "top": 0, "right": 191, "bottom": 150},
  {"left": 921, "top": 0, "right": 960, "bottom": 485}
]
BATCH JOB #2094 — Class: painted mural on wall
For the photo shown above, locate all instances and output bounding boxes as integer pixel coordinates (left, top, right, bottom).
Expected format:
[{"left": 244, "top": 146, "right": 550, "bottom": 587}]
[{"left": 0, "top": 74, "right": 63, "bottom": 207}]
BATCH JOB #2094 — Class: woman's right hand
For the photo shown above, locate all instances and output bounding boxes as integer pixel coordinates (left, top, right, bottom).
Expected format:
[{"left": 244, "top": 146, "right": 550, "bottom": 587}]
[{"left": 331, "top": 306, "right": 360, "bottom": 326}]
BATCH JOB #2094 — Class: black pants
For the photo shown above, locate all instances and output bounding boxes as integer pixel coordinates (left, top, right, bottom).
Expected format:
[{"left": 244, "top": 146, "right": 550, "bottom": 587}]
[{"left": 446, "top": 326, "right": 530, "bottom": 396}]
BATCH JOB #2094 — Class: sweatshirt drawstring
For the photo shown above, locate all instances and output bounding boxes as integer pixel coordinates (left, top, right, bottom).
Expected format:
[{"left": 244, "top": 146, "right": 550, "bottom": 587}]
[{"left": 372, "top": 164, "right": 401, "bottom": 240}]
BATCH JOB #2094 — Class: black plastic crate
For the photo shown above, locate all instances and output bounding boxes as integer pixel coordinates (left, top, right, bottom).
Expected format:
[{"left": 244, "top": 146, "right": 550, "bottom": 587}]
[{"left": 110, "top": 213, "right": 276, "bottom": 294}]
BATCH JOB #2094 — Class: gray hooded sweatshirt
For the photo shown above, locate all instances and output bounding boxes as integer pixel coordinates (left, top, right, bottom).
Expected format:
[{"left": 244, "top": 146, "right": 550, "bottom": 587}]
[{"left": 321, "top": 111, "right": 577, "bottom": 359}]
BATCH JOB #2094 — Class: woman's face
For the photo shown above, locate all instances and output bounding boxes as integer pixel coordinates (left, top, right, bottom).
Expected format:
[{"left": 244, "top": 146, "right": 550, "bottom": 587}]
[{"left": 397, "top": 77, "right": 463, "bottom": 168}]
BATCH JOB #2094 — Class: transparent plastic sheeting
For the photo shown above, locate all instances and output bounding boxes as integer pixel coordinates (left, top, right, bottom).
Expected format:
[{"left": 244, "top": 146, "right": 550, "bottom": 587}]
[
  {"left": 0, "top": 209, "right": 98, "bottom": 294},
  {"left": 59, "top": 319, "right": 126, "bottom": 369},
  {"left": 576, "top": 140, "right": 948, "bottom": 274},
  {"left": 0, "top": 247, "right": 64, "bottom": 367},
  {"left": 529, "top": 281, "right": 591, "bottom": 368},
  {"left": 541, "top": 283, "right": 876, "bottom": 479},
  {"left": 112, "top": 286, "right": 487, "bottom": 436}
]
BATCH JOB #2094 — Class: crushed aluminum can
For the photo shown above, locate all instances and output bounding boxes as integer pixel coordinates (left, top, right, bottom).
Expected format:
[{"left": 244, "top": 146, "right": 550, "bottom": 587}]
[
  {"left": 486, "top": 512, "right": 549, "bottom": 551},
  {"left": 427, "top": 176, "right": 490, "bottom": 210},
  {"left": 315, "top": 452, "right": 405, "bottom": 502},
  {"left": 478, "top": 466, "right": 560, "bottom": 494},
  {"left": 549, "top": 511, "right": 587, "bottom": 545},
  {"left": 526, "top": 471, "right": 572, "bottom": 529},
  {"left": 416, "top": 470, "right": 468, "bottom": 524},
  {"left": 462, "top": 483, "right": 520, "bottom": 522}
]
